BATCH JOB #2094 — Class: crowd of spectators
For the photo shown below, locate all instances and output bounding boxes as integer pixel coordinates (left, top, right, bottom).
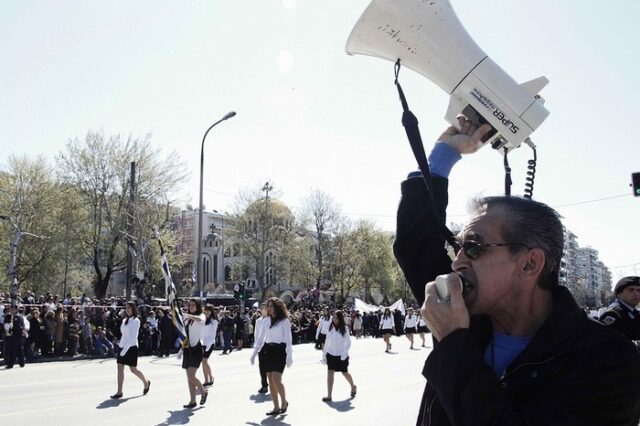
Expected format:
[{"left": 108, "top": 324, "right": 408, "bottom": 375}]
[{"left": 1, "top": 291, "right": 417, "bottom": 367}]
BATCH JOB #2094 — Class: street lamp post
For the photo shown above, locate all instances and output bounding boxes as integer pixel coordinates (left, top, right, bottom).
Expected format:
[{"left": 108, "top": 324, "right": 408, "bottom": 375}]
[{"left": 197, "top": 111, "right": 236, "bottom": 300}]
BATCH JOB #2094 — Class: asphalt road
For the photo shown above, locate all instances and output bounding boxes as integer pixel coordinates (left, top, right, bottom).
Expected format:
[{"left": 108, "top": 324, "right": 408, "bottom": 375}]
[{"left": 0, "top": 335, "right": 433, "bottom": 425}]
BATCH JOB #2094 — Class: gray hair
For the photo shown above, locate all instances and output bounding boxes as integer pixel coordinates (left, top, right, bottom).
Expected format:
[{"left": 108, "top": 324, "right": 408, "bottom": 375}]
[{"left": 471, "top": 196, "right": 564, "bottom": 290}]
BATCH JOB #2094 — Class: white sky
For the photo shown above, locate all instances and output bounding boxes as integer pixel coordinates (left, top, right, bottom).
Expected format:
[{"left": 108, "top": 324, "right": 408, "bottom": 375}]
[{"left": 1, "top": 0, "right": 639, "bottom": 279}]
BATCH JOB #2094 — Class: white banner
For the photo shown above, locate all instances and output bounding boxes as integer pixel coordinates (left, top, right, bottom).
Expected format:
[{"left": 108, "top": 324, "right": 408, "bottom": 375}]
[{"left": 354, "top": 298, "right": 405, "bottom": 315}]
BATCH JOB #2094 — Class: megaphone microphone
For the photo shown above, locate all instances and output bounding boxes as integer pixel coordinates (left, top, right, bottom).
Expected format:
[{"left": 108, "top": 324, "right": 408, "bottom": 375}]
[{"left": 345, "top": 0, "right": 549, "bottom": 154}]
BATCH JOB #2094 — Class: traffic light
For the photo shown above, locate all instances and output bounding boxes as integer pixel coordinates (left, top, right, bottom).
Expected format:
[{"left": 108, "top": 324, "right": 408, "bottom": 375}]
[
  {"left": 632, "top": 172, "right": 640, "bottom": 197},
  {"left": 238, "top": 283, "right": 245, "bottom": 300}
]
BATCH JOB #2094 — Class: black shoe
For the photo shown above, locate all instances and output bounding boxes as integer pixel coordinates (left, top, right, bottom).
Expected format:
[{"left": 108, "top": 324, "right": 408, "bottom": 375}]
[
  {"left": 279, "top": 402, "right": 289, "bottom": 414},
  {"left": 266, "top": 408, "right": 280, "bottom": 416},
  {"left": 351, "top": 386, "right": 357, "bottom": 397},
  {"left": 143, "top": 380, "right": 151, "bottom": 395},
  {"left": 258, "top": 386, "right": 268, "bottom": 394},
  {"left": 183, "top": 402, "right": 197, "bottom": 409},
  {"left": 222, "top": 350, "right": 227, "bottom": 355},
  {"left": 110, "top": 393, "right": 123, "bottom": 399},
  {"left": 200, "top": 391, "right": 208, "bottom": 405},
  {"left": 322, "top": 397, "right": 332, "bottom": 402}
]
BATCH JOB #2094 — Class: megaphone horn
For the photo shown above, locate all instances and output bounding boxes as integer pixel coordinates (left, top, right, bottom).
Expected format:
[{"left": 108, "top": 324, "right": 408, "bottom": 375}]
[{"left": 346, "top": 0, "right": 549, "bottom": 153}]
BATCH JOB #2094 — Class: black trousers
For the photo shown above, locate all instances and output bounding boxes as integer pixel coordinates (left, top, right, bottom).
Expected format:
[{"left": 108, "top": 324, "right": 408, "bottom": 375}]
[
  {"left": 159, "top": 332, "right": 172, "bottom": 356},
  {"left": 6, "top": 337, "right": 25, "bottom": 368},
  {"left": 258, "top": 349, "right": 268, "bottom": 388}
]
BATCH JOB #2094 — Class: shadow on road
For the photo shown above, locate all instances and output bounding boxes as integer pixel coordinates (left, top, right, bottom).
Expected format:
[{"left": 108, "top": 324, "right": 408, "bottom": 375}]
[
  {"left": 156, "top": 408, "right": 200, "bottom": 425},
  {"left": 249, "top": 393, "right": 271, "bottom": 403},
  {"left": 96, "top": 395, "right": 141, "bottom": 409},
  {"left": 325, "top": 399, "right": 355, "bottom": 412},
  {"left": 245, "top": 414, "right": 292, "bottom": 426}
]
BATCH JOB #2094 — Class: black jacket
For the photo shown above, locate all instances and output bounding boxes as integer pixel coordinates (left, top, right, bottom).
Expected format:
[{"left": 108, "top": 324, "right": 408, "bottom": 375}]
[
  {"left": 394, "top": 176, "right": 640, "bottom": 426},
  {"left": 599, "top": 299, "right": 640, "bottom": 341}
]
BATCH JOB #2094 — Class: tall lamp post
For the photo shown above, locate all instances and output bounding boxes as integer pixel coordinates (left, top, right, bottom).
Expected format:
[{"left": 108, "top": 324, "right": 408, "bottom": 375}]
[{"left": 197, "top": 111, "right": 236, "bottom": 300}]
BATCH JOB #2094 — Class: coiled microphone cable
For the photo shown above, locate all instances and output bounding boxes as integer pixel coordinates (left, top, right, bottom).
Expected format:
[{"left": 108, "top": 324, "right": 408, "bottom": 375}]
[{"left": 523, "top": 138, "right": 537, "bottom": 199}]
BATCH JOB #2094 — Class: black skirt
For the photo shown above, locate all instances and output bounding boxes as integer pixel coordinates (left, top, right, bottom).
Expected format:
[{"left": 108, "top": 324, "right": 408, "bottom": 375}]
[
  {"left": 262, "top": 342, "right": 286, "bottom": 373},
  {"left": 417, "top": 325, "right": 429, "bottom": 333},
  {"left": 182, "top": 343, "right": 204, "bottom": 369},
  {"left": 326, "top": 353, "right": 349, "bottom": 372},
  {"left": 317, "top": 333, "right": 327, "bottom": 344},
  {"left": 405, "top": 327, "right": 417, "bottom": 334},
  {"left": 117, "top": 346, "right": 138, "bottom": 367},
  {"left": 380, "top": 328, "right": 394, "bottom": 335},
  {"left": 203, "top": 344, "right": 214, "bottom": 359}
]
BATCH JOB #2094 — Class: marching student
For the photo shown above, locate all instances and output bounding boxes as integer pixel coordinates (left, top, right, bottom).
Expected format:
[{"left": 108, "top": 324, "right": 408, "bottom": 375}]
[
  {"left": 379, "top": 307, "right": 395, "bottom": 353},
  {"left": 201, "top": 305, "right": 219, "bottom": 387},
  {"left": 182, "top": 299, "right": 207, "bottom": 408},
  {"left": 251, "top": 297, "right": 292, "bottom": 416},
  {"left": 251, "top": 303, "right": 270, "bottom": 394},
  {"left": 403, "top": 307, "right": 418, "bottom": 349},
  {"left": 417, "top": 315, "right": 429, "bottom": 348},
  {"left": 315, "top": 308, "right": 332, "bottom": 350},
  {"left": 110, "top": 302, "right": 150, "bottom": 399},
  {"left": 321, "top": 310, "right": 357, "bottom": 402}
]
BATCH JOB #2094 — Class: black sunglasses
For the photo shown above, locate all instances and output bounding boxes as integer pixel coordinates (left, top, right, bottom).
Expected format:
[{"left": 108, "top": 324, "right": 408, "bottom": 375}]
[{"left": 452, "top": 238, "right": 525, "bottom": 260}]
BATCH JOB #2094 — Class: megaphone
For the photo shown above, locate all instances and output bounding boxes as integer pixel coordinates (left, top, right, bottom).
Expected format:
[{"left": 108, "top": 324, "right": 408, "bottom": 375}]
[{"left": 346, "top": 0, "right": 549, "bottom": 152}]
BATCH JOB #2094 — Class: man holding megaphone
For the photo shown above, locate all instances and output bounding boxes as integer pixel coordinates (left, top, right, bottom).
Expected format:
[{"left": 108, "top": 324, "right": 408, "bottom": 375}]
[{"left": 393, "top": 118, "right": 640, "bottom": 426}]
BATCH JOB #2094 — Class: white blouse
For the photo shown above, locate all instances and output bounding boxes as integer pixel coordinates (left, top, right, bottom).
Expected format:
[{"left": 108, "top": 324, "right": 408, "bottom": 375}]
[
  {"left": 253, "top": 317, "right": 268, "bottom": 350},
  {"left": 201, "top": 318, "right": 219, "bottom": 350},
  {"left": 316, "top": 317, "right": 332, "bottom": 339},
  {"left": 147, "top": 317, "right": 158, "bottom": 330},
  {"left": 404, "top": 314, "right": 418, "bottom": 329},
  {"left": 185, "top": 313, "right": 206, "bottom": 347},
  {"left": 119, "top": 317, "right": 140, "bottom": 356},
  {"left": 379, "top": 315, "right": 395, "bottom": 330},
  {"left": 418, "top": 316, "right": 427, "bottom": 327},
  {"left": 323, "top": 327, "right": 351, "bottom": 360},
  {"left": 254, "top": 318, "right": 293, "bottom": 366}
]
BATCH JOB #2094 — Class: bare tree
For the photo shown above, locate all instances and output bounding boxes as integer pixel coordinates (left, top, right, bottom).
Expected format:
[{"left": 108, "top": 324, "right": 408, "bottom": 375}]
[
  {"left": 226, "top": 182, "right": 296, "bottom": 299},
  {"left": 299, "top": 190, "right": 341, "bottom": 286},
  {"left": 57, "top": 130, "right": 188, "bottom": 298}
]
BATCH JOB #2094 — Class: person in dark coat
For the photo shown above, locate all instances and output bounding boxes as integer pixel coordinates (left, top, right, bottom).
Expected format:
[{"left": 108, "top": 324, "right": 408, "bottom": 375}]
[
  {"left": 393, "top": 118, "right": 640, "bottom": 425},
  {"left": 599, "top": 276, "right": 640, "bottom": 341},
  {"left": 157, "top": 309, "right": 173, "bottom": 357},
  {"left": 5, "top": 305, "right": 25, "bottom": 368},
  {"left": 219, "top": 311, "right": 235, "bottom": 354}
]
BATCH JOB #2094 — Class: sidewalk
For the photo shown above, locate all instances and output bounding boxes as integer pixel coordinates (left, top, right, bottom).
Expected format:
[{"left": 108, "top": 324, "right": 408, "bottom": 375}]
[{"left": 1, "top": 353, "right": 114, "bottom": 367}]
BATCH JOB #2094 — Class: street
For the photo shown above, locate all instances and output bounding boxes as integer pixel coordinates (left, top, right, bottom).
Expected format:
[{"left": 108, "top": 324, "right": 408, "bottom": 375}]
[{"left": 0, "top": 335, "right": 433, "bottom": 425}]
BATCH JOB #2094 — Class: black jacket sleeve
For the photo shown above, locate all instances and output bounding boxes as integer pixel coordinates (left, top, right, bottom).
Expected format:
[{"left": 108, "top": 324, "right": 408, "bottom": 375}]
[{"left": 393, "top": 176, "right": 454, "bottom": 305}]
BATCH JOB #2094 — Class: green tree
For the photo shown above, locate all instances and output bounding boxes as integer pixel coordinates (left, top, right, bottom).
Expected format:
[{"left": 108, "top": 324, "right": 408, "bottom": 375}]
[
  {"left": 0, "top": 155, "right": 58, "bottom": 298},
  {"left": 331, "top": 219, "right": 396, "bottom": 304}
]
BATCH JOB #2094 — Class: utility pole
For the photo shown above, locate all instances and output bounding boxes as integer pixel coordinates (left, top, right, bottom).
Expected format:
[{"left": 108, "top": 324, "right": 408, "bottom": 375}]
[
  {"left": 261, "top": 181, "right": 273, "bottom": 296},
  {"left": 126, "top": 162, "right": 136, "bottom": 300}
]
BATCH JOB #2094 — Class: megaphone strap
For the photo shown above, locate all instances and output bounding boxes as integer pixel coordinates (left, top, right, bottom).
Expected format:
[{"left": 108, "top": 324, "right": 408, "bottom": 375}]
[
  {"left": 503, "top": 148, "right": 512, "bottom": 197},
  {"left": 393, "top": 59, "right": 458, "bottom": 250}
]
